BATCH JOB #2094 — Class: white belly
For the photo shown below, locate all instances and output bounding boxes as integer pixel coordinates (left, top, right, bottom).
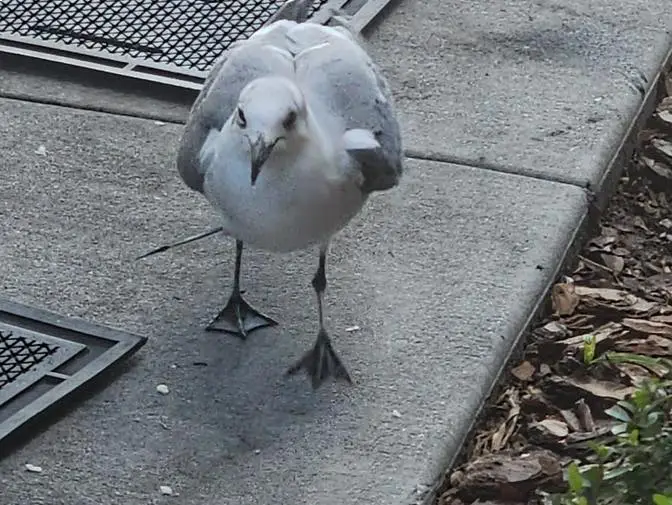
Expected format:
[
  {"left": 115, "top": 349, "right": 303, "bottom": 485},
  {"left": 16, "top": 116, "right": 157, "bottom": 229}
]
[{"left": 204, "top": 152, "right": 366, "bottom": 253}]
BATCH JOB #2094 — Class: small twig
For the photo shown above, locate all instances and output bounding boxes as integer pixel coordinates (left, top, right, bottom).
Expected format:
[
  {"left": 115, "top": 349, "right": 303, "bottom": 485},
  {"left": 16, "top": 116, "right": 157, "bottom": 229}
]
[{"left": 577, "top": 254, "right": 624, "bottom": 287}]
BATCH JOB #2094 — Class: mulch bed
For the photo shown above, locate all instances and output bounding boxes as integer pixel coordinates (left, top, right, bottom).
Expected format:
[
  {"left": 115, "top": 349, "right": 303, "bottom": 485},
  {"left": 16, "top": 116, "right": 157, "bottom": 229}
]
[{"left": 435, "top": 72, "right": 672, "bottom": 505}]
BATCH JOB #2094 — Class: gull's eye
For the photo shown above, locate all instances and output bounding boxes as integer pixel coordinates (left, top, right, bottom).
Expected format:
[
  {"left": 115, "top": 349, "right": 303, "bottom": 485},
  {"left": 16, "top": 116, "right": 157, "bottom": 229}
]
[
  {"left": 237, "top": 107, "right": 247, "bottom": 128},
  {"left": 282, "top": 110, "right": 297, "bottom": 130}
]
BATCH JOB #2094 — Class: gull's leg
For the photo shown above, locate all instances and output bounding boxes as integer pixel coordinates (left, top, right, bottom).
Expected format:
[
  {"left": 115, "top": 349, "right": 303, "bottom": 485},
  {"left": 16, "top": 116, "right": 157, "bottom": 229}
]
[
  {"left": 206, "top": 240, "right": 277, "bottom": 339},
  {"left": 286, "top": 243, "right": 352, "bottom": 389}
]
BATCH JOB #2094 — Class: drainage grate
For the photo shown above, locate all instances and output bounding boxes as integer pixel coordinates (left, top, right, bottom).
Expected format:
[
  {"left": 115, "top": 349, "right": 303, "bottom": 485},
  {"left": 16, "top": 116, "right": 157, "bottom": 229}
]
[
  {"left": 0, "top": 0, "right": 395, "bottom": 91},
  {"left": 1, "top": 332, "right": 62, "bottom": 388},
  {"left": 0, "top": 0, "right": 331, "bottom": 72},
  {"left": 0, "top": 298, "right": 147, "bottom": 451}
]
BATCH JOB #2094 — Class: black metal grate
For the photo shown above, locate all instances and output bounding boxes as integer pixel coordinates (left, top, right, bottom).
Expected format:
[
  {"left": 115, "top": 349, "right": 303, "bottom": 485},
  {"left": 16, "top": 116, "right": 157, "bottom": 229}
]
[
  {"left": 0, "top": 0, "right": 330, "bottom": 72},
  {"left": 0, "top": 331, "right": 58, "bottom": 388},
  {"left": 0, "top": 298, "right": 147, "bottom": 452}
]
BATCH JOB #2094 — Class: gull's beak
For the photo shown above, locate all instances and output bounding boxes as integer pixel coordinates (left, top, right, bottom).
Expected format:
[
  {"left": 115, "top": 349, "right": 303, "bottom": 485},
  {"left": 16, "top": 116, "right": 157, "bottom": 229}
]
[{"left": 248, "top": 134, "right": 277, "bottom": 186}]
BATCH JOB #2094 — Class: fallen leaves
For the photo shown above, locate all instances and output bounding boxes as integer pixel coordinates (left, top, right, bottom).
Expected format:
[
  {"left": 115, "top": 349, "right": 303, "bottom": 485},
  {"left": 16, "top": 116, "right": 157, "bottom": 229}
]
[
  {"left": 438, "top": 70, "right": 672, "bottom": 505},
  {"left": 511, "top": 361, "right": 535, "bottom": 382},
  {"left": 620, "top": 318, "right": 672, "bottom": 336},
  {"left": 490, "top": 388, "right": 521, "bottom": 452},
  {"left": 559, "top": 376, "right": 635, "bottom": 402},
  {"left": 445, "top": 449, "right": 566, "bottom": 503},
  {"left": 551, "top": 283, "right": 578, "bottom": 316},
  {"left": 530, "top": 418, "right": 569, "bottom": 439},
  {"left": 574, "top": 286, "right": 657, "bottom": 314}
]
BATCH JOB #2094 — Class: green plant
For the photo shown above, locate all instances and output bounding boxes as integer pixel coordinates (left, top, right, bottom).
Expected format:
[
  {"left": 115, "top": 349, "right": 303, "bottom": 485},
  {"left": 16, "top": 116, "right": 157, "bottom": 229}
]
[
  {"left": 548, "top": 355, "right": 672, "bottom": 505},
  {"left": 583, "top": 334, "right": 597, "bottom": 365}
]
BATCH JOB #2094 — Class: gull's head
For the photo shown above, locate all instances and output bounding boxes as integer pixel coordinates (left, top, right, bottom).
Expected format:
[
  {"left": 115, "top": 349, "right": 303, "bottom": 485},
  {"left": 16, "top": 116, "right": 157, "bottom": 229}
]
[{"left": 234, "top": 76, "right": 308, "bottom": 185}]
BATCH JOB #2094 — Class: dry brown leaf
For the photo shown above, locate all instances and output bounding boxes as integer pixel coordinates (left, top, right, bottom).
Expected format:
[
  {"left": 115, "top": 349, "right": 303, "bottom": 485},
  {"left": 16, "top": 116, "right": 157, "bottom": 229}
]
[
  {"left": 538, "top": 320, "right": 570, "bottom": 339},
  {"left": 652, "top": 138, "right": 672, "bottom": 160},
  {"left": 574, "top": 286, "right": 628, "bottom": 302},
  {"left": 574, "top": 286, "right": 657, "bottom": 313},
  {"left": 642, "top": 156, "right": 672, "bottom": 179},
  {"left": 621, "top": 318, "right": 672, "bottom": 337},
  {"left": 651, "top": 314, "right": 672, "bottom": 324},
  {"left": 614, "top": 335, "right": 672, "bottom": 356},
  {"left": 544, "top": 375, "right": 635, "bottom": 406},
  {"left": 490, "top": 424, "right": 509, "bottom": 453},
  {"left": 658, "top": 109, "right": 672, "bottom": 126},
  {"left": 551, "top": 283, "right": 579, "bottom": 316},
  {"left": 633, "top": 216, "right": 651, "bottom": 232},
  {"left": 566, "top": 425, "right": 612, "bottom": 446},
  {"left": 559, "top": 409, "right": 582, "bottom": 432},
  {"left": 626, "top": 296, "right": 659, "bottom": 313},
  {"left": 454, "top": 449, "right": 564, "bottom": 502},
  {"left": 520, "top": 386, "right": 558, "bottom": 416},
  {"left": 533, "top": 419, "right": 569, "bottom": 438},
  {"left": 646, "top": 273, "right": 672, "bottom": 296},
  {"left": 657, "top": 96, "right": 672, "bottom": 111},
  {"left": 557, "top": 322, "right": 623, "bottom": 353},
  {"left": 590, "top": 234, "right": 617, "bottom": 249},
  {"left": 563, "top": 314, "right": 598, "bottom": 331},
  {"left": 616, "top": 363, "right": 654, "bottom": 386},
  {"left": 511, "top": 361, "right": 535, "bottom": 382},
  {"left": 600, "top": 253, "right": 625, "bottom": 274},
  {"left": 564, "top": 376, "right": 635, "bottom": 401},
  {"left": 576, "top": 399, "right": 595, "bottom": 432},
  {"left": 490, "top": 391, "right": 521, "bottom": 452}
]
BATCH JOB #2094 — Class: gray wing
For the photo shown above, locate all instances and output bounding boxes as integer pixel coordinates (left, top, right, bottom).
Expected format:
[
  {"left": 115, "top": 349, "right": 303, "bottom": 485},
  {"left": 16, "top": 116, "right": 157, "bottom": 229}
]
[
  {"left": 176, "top": 23, "right": 299, "bottom": 194},
  {"left": 292, "top": 24, "right": 404, "bottom": 193}
]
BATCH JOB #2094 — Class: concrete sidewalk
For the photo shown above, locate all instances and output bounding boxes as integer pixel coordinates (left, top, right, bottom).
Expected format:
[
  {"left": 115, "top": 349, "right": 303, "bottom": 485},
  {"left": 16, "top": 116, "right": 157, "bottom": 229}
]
[{"left": 0, "top": 1, "right": 671, "bottom": 504}]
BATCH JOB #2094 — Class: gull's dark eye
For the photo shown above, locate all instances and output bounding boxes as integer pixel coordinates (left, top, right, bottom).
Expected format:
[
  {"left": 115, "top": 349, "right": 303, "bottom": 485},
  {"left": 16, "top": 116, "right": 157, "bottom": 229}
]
[
  {"left": 237, "top": 107, "right": 247, "bottom": 128},
  {"left": 282, "top": 110, "right": 297, "bottom": 130}
]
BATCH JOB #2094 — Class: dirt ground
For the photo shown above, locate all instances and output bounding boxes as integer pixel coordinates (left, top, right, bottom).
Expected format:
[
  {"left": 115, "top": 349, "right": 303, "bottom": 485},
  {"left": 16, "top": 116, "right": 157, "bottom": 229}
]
[{"left": 435, "top": 72, "right": 672, "bottom": 505}]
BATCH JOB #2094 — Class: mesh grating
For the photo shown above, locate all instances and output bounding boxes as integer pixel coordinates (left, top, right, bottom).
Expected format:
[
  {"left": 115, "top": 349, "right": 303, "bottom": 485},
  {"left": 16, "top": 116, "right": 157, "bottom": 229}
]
[
  {"left": 0, "top": 330, "right": 58, "bottom": 389},
  {"left": 0, "top": 0, "right": 330, "bottom": 72}
]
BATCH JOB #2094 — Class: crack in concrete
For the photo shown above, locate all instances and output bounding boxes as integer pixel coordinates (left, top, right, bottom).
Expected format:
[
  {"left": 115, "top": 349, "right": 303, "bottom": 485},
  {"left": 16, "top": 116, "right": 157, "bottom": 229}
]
[{"left": 0, "top": 92, "right": 623, "bottom": 194}]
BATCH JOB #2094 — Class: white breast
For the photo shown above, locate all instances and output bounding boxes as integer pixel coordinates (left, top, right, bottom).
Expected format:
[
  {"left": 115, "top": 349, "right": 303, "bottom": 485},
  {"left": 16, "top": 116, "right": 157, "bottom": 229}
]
[{"left": 202, "top": 129, "right": 366, "bottom": 253}]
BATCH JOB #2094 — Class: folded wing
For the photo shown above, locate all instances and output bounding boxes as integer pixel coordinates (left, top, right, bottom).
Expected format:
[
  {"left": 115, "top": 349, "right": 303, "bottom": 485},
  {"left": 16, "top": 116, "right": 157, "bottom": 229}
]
[{"left": 291, "top": 23, "right": 404, "bottom": 193}]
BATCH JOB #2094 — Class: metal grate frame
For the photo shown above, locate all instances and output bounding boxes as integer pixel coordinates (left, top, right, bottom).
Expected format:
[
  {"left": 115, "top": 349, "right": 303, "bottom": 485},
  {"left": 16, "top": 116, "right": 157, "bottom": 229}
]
[
  {"left": 0, "top": 298, "right": 147, "bottom": 452},
  {"left": 0, "top": 0, "right": 394, "bottom": 92}
]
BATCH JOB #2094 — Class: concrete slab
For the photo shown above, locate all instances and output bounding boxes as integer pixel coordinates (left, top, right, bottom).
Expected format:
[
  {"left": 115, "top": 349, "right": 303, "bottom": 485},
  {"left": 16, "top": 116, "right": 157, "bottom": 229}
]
[
  {"left": 0, "top": 97, "right": 586, "bottom": 504},
  {"left": 3, "top": 0, "right": 670, "bottom": 189},
  {"left": 367, "top": 0, "right": 672, "bottom": 185},
  {"left": 0, "top": 56, "right": 191, "bottom": 123}
]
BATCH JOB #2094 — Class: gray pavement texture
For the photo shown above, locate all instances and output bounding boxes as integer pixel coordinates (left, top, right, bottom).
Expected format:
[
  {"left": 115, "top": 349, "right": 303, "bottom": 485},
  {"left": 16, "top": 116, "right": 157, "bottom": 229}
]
[
  {"left": 0, "top": 97, "right": 585, "bottom": 504},
  {"left": 0, "top": 0, "right": 670, "bottom": 504},
  {"left": 2, "top": 0, "right": 672, "bottom": 187}
]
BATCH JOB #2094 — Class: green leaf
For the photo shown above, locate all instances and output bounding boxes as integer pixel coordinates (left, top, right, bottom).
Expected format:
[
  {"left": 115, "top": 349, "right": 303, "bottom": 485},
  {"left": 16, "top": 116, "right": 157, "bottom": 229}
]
[
  {"left": 567, "top": 462, "right": 584, "bottom": 494},
  {"left": 653, "top": 494, "right": 672, "bottom": 505},
  {"left": 583, "top": 334, "right": 597, "bottom": 364},
  {"left": 603, "top": 465, "right": 630, "bottom": 480},
  {"left": 611, "top": 423, "right": 628, "bottom": 435},
  {"left": 588, "top": 442, "right": 611, "bottom": 461},
  {"left": 606, "top": 352, "right": 661, "bottom": 369},
  {"left": 605, "top": 405, "right": 631, "bottom": 423},
  {"left": 617, "top": 400, "right": 636, "bottom": 413},
  {"left": 581, "top": 464, "right": 604, "bottom": 493}
]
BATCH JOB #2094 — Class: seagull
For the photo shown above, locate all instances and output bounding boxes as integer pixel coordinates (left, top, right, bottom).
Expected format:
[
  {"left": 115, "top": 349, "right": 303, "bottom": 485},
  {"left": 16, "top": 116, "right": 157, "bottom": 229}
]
[{"left": 174, "top": 0, "right": 403, "bottom": 389}]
